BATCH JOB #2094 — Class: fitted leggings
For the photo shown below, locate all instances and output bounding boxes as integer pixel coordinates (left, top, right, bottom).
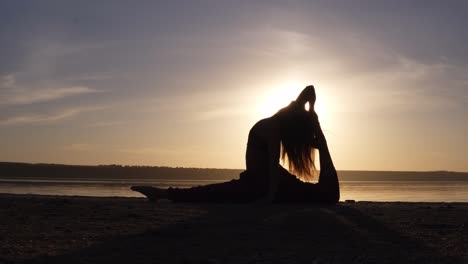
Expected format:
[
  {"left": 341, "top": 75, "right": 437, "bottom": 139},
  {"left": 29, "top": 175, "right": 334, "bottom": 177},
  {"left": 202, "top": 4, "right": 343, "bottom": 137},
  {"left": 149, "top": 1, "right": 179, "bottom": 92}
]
[{"left": 167, "top": 166, "right": 326, "bottom": 203}]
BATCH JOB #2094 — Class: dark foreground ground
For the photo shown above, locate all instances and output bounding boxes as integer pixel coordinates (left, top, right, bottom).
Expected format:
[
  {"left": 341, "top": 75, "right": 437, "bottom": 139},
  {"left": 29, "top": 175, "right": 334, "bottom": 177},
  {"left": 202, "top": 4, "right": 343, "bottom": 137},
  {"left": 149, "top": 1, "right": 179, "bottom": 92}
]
[{"left": 0, "top": 194, "right": 467, "bottom": 264}]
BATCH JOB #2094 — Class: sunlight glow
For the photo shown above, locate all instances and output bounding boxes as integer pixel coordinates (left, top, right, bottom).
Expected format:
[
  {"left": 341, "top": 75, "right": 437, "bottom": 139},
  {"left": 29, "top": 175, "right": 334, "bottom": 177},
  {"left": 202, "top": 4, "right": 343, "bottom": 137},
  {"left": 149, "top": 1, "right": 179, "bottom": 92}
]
[
  {"left": 257, "top": 83, "right": 302, "bottom": 118},
  {"left": 257, "top": 83, "right": 331, "bottom": 122},
  {"left": 314, "top": 95, "right": 328, "bottom": 119}
]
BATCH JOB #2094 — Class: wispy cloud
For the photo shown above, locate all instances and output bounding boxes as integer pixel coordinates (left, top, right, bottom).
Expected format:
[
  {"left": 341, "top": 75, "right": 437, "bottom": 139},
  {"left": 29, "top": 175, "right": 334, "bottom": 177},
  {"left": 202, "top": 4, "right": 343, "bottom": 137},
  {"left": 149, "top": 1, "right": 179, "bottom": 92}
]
[
  {"left": 87, "top": 121, "right": 127, "bottom": 127},
  {"left": 249, "top": 28, "right": 468, "bottom": 114},
  {"left": 116, "top": 147, "right": 172, "bottom": 155},
  {"left": 342, "top": 54, "right": 468, "bottom": 113},
  {"left": 0, "top": 106, "right": 105, "bottom": 126},
  {"left": 1, "top": 75, "right": 16, "bottom": 88},
  {"left": 192, "top": 106, "right": 250, "bottom": 122},
  {"left": 1, "top": 86, "right": 99, "bottom": 105},
  {"left": 0, "top": 74, "right": 100, "bottom": 105},
  {"left": 62, "top": 143, "right": 97, "bottom": 152},
  {"left": 62, "top": 73, "right": 117, "bottom": 82}
]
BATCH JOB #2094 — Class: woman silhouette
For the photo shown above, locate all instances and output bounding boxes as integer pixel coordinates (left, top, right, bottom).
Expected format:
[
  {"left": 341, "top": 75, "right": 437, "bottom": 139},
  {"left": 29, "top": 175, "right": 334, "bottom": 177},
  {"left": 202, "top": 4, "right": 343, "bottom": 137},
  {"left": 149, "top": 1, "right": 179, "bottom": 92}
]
[{"left": 132, "top": 85, "right": 340, "bottom": 203}]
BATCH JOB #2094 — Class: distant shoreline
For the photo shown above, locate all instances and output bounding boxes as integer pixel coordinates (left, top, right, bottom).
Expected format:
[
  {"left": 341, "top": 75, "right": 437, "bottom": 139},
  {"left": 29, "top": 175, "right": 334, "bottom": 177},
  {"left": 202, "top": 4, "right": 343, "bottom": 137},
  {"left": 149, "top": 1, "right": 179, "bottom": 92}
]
[
  {"left": 2, "top": 193, "right": 468, "bottom": 203},
  {"left": 1, "top": 161, "right": 467, "bottom": 181},
  {"left": 1, "top": 161, "right": 466, "bottom": 173}
]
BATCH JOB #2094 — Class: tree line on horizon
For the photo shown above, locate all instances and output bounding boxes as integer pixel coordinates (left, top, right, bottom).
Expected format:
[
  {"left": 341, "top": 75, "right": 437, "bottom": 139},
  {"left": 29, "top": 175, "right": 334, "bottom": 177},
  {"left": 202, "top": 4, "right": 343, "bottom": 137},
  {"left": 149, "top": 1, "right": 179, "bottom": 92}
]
[{"left": 0, "top": 162, "right": 466, "bottom": 181}]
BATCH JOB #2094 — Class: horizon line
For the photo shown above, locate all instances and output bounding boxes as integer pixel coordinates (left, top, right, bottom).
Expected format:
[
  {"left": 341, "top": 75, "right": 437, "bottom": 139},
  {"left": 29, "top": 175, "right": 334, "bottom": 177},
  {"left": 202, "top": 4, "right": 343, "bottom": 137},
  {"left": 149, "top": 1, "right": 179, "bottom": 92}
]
[{"left": 1, "top": 161, "right": 467, "bottom": 174}]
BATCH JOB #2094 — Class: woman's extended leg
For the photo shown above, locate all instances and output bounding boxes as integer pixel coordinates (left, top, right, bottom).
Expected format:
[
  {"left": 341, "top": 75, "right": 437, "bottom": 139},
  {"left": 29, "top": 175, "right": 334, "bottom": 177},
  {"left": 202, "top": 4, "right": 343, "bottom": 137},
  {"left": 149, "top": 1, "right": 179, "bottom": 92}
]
[
  {"left": 131, "top": 171, "right": 264, "bottom": 202},
  {"left": 130, "top": 186, "right": 168, "bottom": 202},
  {"left": 167, "top": 179, "right": 260, "bottom": 203}
]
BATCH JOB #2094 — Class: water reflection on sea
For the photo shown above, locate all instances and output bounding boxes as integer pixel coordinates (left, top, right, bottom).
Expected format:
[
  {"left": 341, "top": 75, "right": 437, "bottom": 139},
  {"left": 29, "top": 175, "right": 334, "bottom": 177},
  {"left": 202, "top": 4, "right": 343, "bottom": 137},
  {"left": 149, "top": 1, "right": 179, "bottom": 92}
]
[{"left": 0, "top": 178, "right": 467, "bottom": 202}]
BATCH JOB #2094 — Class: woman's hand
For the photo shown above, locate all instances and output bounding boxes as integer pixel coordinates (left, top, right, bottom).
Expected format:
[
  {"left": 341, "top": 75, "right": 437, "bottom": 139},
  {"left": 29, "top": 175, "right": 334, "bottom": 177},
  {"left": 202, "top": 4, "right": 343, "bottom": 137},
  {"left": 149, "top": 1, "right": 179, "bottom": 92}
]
[{"left": 296, "top": 85, "right": 316, "bottom": 109}]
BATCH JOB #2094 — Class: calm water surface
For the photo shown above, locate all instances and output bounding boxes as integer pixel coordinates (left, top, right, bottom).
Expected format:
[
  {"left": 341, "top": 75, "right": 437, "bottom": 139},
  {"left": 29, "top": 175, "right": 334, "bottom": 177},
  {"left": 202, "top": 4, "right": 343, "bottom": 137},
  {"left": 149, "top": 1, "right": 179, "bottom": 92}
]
[{"left": 0, "top": 178, "right": 467, "bottom": 202}]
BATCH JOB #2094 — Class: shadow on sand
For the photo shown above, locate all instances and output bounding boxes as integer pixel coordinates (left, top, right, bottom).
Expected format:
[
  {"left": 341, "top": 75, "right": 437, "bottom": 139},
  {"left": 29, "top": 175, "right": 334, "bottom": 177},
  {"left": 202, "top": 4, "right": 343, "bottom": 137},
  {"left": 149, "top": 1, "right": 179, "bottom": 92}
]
[{"left": 25, "top": 201, "right": 463, "bottom": 264}]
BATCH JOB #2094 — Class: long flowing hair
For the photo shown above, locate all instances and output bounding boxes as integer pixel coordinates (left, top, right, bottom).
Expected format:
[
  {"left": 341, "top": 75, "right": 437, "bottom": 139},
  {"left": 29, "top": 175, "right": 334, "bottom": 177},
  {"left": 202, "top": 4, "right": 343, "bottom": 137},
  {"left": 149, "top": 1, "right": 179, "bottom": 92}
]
[{"left": 276, "top": 102, "right": 317, "bottom": 182}]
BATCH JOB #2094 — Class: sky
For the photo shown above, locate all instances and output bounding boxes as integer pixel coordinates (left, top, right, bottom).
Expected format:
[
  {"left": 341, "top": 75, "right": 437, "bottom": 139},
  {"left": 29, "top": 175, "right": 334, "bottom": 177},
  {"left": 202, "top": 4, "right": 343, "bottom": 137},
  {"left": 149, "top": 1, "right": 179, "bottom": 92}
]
[{"left": 0, "top": 1, "right": 467, "bottom": 171}]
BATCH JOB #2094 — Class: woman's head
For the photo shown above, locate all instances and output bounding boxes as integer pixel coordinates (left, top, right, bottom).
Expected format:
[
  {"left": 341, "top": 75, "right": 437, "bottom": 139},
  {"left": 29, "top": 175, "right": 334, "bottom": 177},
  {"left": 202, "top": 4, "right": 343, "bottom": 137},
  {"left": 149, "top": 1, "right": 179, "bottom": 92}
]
[{"left": 276, "top": 101, "right": 318, "bottom": 181}]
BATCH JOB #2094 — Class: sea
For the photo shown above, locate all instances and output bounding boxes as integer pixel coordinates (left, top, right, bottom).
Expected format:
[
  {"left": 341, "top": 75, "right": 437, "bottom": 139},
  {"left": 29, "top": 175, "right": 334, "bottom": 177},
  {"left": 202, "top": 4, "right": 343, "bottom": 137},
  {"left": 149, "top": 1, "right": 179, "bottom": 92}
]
[{"left": 0, "top": 178, "right": 467, "bottom": 202}]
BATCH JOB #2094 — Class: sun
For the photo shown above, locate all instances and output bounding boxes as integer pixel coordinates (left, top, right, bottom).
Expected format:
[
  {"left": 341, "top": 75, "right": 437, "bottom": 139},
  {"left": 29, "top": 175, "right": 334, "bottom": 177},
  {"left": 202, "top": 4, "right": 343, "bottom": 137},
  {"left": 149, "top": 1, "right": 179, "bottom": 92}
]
[
  {"left": 258, "top": 86, "right": 297, "bottom": 117},
  {"left": 257, "top": 83, "right": 329, "bottom": 120}
]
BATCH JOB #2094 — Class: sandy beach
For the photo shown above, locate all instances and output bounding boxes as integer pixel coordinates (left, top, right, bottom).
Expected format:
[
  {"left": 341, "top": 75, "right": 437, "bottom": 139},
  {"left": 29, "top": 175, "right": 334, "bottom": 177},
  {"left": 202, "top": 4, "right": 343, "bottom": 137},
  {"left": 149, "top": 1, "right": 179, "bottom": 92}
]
[{"left": 0, "top": 194, "right": 466, "bottom": 264}]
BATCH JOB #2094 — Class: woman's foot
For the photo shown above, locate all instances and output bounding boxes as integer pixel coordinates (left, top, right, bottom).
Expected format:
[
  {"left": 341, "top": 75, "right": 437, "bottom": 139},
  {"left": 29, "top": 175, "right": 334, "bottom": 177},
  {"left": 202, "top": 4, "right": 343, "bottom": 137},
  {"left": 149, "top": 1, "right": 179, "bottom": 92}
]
[{"left": 131, "top": 186, "right": 168, "bottom": 202}]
